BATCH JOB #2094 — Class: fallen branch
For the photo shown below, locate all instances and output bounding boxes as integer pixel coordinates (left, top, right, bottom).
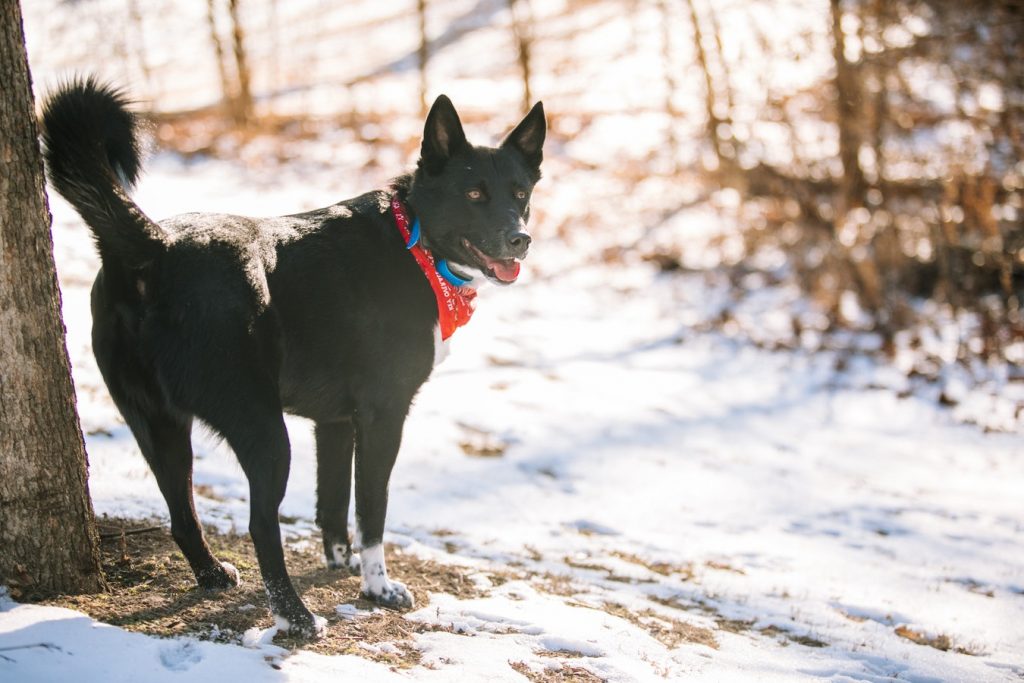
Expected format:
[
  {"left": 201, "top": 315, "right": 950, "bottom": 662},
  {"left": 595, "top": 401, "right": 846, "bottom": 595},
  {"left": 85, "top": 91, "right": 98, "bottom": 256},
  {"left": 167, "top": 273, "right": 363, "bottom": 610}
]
[
  {"left": 0, "top": 642, "right": 64, "bottom": 661},
  {"left": 98, "top": 525, "right": 164, "bottom": 540}
]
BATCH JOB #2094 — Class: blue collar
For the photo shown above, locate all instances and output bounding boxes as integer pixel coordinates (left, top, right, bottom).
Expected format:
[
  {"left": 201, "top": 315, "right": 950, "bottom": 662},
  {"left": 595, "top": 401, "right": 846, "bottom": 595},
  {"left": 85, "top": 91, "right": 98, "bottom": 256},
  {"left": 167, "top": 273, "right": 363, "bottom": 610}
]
[{"left": 405, "top": 217, "right": 473, "bottom": 287}]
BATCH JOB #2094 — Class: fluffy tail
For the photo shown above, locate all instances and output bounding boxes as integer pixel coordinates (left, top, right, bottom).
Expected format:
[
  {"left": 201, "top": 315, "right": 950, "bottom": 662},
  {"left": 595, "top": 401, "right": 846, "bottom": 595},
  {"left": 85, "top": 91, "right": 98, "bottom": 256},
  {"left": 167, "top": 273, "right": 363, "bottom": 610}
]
[{"left": 42, "top": 77, "right": 162, "bottom": 268}]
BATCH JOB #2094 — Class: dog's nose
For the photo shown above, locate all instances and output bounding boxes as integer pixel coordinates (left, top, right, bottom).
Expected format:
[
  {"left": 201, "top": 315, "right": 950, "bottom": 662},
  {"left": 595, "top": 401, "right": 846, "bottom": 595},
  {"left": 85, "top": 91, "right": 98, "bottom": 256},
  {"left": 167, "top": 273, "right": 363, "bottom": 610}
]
[{"left": 507, "top": 231, "right": 531, "bottom": 256}]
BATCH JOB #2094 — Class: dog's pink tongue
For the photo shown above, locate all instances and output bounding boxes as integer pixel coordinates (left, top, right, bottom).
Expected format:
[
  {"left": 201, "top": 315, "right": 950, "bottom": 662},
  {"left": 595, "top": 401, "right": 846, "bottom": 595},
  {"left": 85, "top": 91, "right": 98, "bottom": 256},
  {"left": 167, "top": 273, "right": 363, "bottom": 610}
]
[{"left": 491, "top": 259, "right": 520, "bottom": 283}]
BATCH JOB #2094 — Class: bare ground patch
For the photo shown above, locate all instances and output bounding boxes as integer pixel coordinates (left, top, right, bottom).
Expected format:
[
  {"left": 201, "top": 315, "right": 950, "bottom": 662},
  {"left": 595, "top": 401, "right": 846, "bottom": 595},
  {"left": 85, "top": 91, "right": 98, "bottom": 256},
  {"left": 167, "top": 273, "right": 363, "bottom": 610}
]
[
  {"left": 758, "top": 625, "right": 828, "bottom": 648},
  {"left": 603, "top": 602, "right": 718, "bottom": 650},
  {"left": 510, "top": 660, "right": 606, "bottom": 682},
  {"left": 894, "top": 625, "right": 984, "bottom": 656},
  {"left": 532, "top": 572, "right": 583, "bottom": 597},
  {"left": 650, "top": 594, "right": 830, "bottom": 649},
  {"left": 609, "top": 551, "right": 695, "bottom": 579},
  {"left": 563, "top": 554, "right": 659, "bottom": 585},
  {"left": 41, "top": 516, "right": 483, "bottom": 667}
]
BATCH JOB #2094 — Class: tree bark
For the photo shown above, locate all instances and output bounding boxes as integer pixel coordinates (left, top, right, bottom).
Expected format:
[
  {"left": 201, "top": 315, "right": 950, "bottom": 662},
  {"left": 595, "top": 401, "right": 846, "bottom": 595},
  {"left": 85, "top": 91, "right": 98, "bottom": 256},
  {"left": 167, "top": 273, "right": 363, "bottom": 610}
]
[{"left": 0, "top": 0, "right": 106, "bottom": 597}]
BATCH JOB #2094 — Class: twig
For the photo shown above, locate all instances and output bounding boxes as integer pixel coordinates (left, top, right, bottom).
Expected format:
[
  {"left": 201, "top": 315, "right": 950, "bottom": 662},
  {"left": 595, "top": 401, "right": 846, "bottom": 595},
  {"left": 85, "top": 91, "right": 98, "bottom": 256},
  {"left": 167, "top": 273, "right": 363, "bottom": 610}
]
[
  {"left": 0, "top": 642, "right": 64, "bottom": 661},
  {"left": 98, "top": 525, "right": 164, "bottom": 540}
]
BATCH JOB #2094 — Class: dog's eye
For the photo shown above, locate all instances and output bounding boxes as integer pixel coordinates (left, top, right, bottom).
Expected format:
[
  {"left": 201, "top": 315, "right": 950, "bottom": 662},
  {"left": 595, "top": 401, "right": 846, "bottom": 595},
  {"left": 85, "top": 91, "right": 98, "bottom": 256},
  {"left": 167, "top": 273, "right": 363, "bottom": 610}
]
[
  {"left": 515, "top": 190, "right": 528, "bottom": 200},
  {"left": 466, "top": 189, "right": 483, "bottom": 201}
]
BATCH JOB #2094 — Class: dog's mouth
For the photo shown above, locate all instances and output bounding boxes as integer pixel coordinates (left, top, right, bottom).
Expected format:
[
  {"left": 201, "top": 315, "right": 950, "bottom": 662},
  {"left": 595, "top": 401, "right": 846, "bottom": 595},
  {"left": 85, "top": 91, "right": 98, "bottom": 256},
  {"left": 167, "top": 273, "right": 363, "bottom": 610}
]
[{"left": 461, "top": 238, "right": 521, "bottom": 284}]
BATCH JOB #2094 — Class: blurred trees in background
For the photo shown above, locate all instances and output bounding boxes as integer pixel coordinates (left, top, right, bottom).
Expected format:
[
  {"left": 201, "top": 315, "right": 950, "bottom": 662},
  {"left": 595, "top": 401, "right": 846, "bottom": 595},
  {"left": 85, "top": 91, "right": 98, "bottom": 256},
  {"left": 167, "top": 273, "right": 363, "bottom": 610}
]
[
  {"left": 23, "top": 0, "right": 1024, "bottom": 372},
  {"left": 720, "top": 0, "right": 1023, "bottom": 363},
  {"left": 206, "top": 0, "right": 254, "bottom": 125},
  {"left": 507, "top": 0, "right": 534, "bottom": 115}
]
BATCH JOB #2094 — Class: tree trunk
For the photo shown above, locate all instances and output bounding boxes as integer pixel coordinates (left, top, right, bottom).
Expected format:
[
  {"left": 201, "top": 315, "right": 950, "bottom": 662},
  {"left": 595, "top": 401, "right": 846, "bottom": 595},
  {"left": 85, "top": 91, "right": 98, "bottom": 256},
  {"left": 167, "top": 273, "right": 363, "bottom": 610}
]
[
  {"left": 417, "top": 0, "right": 429, "bottom": 117},
  {"left": 830, "top": 0, "right": 867, "bottom": 211},
  {"left": 227, "top": 0, "right": 254, "bottom": 126},
  {"left": 0, "top": 0, "right": 106, "bottom": 597},
  {"left": 705, "top": 2, "right": 734, "bottom": 132},
  {"left": 507, "top": 0, "right": 533, "bottom": 115},
  {"left": 206, "top": 0, "right": 235, "bottom": 118},
  {"left": 127, "top": 0, "right": 153, "bottom": 92},
  {"left": 656, "top": 0, "right": 678, "bottom": 173},
  {"left": 684, "top": 0, "right": 724, "bottom": 170}
]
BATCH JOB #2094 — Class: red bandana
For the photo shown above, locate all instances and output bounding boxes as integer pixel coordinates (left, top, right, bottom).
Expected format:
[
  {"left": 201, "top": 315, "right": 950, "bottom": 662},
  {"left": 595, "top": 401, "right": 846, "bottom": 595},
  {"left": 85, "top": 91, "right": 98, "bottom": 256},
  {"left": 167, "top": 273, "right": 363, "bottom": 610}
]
[{"left": 391, "top": 194, "right": 477, "bottom": 340}]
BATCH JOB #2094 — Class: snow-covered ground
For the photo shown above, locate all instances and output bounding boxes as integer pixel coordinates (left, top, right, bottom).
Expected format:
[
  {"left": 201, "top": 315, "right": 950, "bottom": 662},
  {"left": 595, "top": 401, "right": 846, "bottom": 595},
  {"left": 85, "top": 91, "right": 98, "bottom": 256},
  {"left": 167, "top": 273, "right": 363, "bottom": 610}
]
[{"left": 1, "top": 151, "right": 1022, "bottom": 682}]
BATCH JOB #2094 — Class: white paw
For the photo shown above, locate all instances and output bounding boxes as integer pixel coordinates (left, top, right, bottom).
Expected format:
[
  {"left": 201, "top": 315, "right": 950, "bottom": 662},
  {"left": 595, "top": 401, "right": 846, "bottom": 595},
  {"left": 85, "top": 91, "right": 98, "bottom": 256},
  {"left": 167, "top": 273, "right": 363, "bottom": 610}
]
[
  {"left": 362, "top": 578, "right": 414, "bottom": 609},
  {"left": 359, "top": 544, "right": 414, "bottom": 609},
  {"left": 327, "top": 544, "right": 361, "bottom": 575}
]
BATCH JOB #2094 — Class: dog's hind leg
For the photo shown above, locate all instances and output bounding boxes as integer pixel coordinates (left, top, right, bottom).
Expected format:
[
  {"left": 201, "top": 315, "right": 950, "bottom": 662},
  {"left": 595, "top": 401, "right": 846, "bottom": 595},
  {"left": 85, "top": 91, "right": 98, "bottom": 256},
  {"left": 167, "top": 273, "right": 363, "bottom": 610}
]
[
  {"left": 353, "top": 402, "right": 415, "bottom": 609},
  {"left": 92, "top": 274, "right": 238, "bottom": 590},
  {"left": 315, "top": 419, "right": 360, "bottom": 574},
  {"left": 211, "top": 407, "right": 321, "bottom": 637},
  {"left": 124, "top": 409, "right": 240, "bottom": 589}
]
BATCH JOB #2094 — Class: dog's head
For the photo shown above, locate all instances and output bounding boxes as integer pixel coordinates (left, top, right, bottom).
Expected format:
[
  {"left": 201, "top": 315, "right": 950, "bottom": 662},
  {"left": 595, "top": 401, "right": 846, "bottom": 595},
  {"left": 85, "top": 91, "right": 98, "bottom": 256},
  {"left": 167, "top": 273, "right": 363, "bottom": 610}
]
[{"left": 408, "top": 95, "right": 545, "bottom": 285}]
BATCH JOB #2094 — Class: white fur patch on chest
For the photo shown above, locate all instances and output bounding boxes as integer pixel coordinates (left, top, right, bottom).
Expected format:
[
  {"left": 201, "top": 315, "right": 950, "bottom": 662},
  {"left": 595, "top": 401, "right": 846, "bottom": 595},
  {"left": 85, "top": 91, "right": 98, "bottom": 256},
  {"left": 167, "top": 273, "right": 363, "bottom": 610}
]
[
  {"left": 429, "top": 265, "right": 487, "bottom": 369},
  {"left": 433, "top": 323, "right": 451, "bottom": 368}
]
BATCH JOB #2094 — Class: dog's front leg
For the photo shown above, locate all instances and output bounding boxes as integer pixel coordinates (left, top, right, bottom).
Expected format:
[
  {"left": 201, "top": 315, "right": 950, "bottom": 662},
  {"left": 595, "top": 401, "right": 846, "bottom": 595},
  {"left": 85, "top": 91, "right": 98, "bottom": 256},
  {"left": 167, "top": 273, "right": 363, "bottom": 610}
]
[
  {"left": 314, "top": 419, "right": 361, "bottom": 574},
  {"left": 353, "top": 404, "right": 414, "bottom": 609}
]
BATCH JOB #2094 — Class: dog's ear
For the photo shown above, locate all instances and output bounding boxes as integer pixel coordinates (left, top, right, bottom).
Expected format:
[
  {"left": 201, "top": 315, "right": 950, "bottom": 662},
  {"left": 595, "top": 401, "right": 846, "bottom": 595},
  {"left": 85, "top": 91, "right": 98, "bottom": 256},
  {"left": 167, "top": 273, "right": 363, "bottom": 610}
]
[
  {"left": 502, "top": 101, "right": 546, "bottom": 168},
  {"left": 421, "top": 95, "right": 467, "bottom": 173}
]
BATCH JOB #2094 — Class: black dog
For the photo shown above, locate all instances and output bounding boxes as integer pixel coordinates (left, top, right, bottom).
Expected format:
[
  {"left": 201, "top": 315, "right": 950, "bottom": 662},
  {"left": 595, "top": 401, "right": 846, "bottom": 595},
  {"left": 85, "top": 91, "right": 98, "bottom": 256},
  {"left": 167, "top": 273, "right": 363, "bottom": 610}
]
[{"left": 42, "top": 78, "right": 544, "bottom": 637}]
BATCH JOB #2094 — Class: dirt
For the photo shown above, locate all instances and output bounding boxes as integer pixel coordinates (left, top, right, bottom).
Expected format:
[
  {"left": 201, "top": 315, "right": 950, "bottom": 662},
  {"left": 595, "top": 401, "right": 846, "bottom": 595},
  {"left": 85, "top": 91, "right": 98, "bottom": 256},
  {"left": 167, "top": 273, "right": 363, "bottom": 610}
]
[
  {"left": 602, "top": 602, "right": 718, "bottom": 650},
  {"left": 894, "top": 625, "right": 982, "bottom": 656},
  {"left": 562, "top": 554, "right": 659, "bottom": 585},
  {"left": 757, "top": 625, "right": 828, "bottom": 648},
  {"left": 509, "top": 660, "right": 606, "bottom": 682},
  {"left": 41, "top": 516, "right": 483, "bottom": 668},
  {"left": 609, "top": 550, "right": 694, "bottom": 579}
]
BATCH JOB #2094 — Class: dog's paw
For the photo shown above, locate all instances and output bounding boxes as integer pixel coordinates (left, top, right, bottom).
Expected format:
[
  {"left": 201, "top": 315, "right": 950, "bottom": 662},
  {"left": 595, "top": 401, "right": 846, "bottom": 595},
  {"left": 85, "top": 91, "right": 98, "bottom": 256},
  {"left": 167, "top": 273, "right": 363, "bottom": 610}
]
[
  {"left": 361, "top": 578, "right": 414, "bottom": 609},
  {"left": 326, "top": 544, "right": 362, "bottom": 575},
  {"left": 196, "top": 561, "right": 241, "bottom": 590},
  {"left": 275, "top": 611, "right": 327, "bottom": 640},
  {"left": 359, "top": 544, "right": 413, "bottom": 609}
]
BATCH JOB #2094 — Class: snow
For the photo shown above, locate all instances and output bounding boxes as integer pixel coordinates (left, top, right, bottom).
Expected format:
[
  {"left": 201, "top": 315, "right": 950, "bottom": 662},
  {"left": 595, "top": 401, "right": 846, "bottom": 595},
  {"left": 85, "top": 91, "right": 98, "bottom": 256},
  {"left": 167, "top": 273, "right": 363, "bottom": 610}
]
[{"left": 0, "top": 594, "right": 284, "bottom": 683}]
